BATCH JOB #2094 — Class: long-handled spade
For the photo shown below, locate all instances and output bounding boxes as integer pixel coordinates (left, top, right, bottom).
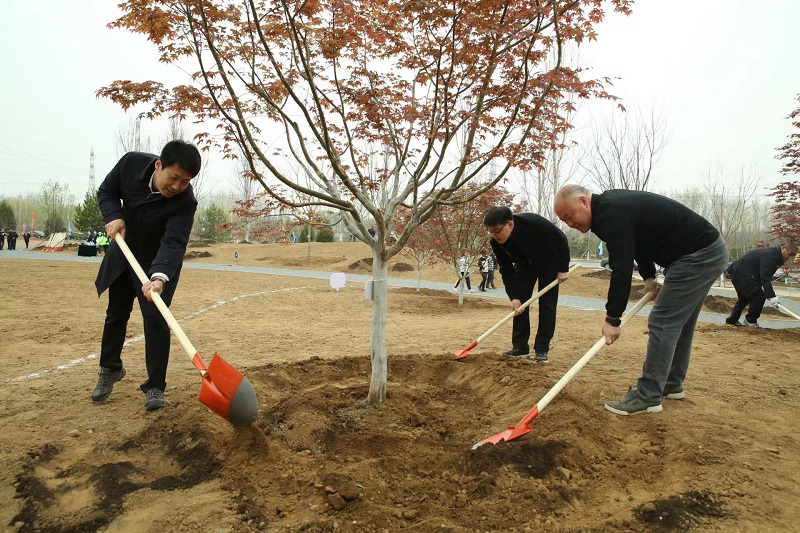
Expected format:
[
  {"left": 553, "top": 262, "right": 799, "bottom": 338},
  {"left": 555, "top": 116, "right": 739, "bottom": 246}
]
[
  {"left": 775, "top": 302, "right": 800, "bottom": 321},
  {"left": 114, "top": 234, "right": 258, "bottom": 426},
  {"left": 472, "top": 291, "right": 654, "bottom": 450},
  {"left": 454, "top": 264, "right": 580, "bottom": 360}
]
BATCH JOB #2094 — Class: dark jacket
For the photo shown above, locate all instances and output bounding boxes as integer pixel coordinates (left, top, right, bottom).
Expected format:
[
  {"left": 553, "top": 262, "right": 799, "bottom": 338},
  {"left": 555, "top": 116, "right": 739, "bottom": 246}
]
[
  {"left": 490, "top": 213, "right": 570, "bottom": 301},
  {"left": 95, "top": 152, "right": 197, "bottom": 296},
  {"left": 590, "top": 190, "right": 720, "bottom": 318},
  {"left": 726, "top": 247, "right": 784, "bottom": 299}
]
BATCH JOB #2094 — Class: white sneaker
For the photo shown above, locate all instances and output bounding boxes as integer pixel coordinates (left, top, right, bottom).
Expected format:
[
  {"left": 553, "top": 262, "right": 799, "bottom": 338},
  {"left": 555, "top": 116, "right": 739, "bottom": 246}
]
[{"left": 468, "top": 289, "right": 475, "bottom": 293}]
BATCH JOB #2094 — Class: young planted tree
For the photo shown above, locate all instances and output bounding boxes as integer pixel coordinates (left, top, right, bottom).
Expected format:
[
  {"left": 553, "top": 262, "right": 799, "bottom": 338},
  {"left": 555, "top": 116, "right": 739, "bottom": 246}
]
[
  {"left": 100, "top": 0, "right": 633, "bottom": 404},
  {"left": 770, "top": 96, "right": 800, "bottom": 263}
]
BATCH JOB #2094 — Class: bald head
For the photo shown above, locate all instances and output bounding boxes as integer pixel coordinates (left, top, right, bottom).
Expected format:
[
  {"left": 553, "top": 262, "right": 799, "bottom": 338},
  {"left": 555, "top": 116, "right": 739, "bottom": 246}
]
[{"left": 554, "top": 184, "right": 594, "bottom": 233}]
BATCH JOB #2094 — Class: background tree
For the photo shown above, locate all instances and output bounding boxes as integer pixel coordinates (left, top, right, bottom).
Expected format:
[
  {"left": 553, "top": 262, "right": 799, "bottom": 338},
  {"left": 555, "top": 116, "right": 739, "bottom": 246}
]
[
  {"left": 702, "top": 164, "right": 761, "bottom": 242},
  {"left": 771, "top": 94, "right": 800, "bottom": 257},
  {"left": 197, "top": 203, "right": 231, "bottom": 242},
  {"left": 39, "top": 180, "right": 73, "bottom": 236},
  {"left": 767, "top": 181, "right": 800, "bottom": 248},
  {"left": 101, "top": 0, "right": 633, "bottom": 404},
  {"left": 0, "top": 200, "right": 15, "bottom": 228},
  {"left": 73, "top": 189, "right": 104, "bottom": 233},
  {"left": 395, "top": 207, "right": 439, "bottom": 292},
  {"left": 580, "top": 103, "right": 668, "bottom": 191},
  {"left": 776, "top": 94, "right": 800, "bottom": 175},
  {"left": 426, "top": 183, "right": 517, "bottom": 304}
]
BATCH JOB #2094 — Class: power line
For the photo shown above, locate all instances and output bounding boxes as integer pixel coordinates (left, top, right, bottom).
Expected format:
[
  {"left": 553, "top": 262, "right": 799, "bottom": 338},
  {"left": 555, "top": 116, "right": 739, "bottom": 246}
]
[{"left": 0, "top": 143, "right": 86, "bottom": 177}]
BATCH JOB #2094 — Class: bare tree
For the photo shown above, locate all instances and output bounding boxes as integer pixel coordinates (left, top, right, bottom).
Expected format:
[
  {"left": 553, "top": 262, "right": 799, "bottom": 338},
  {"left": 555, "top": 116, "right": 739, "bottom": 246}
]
[
  {"left": 580, "top": 103, "right": 669, "bottom": 191},
  {"left": 703, "top": 164, "right": 761, "bottom": 241}
]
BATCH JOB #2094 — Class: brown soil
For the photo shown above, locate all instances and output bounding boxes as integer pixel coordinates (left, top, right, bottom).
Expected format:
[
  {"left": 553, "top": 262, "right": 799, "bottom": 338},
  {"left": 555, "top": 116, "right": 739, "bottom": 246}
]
[{"left": 1, "top": 242, "right": 799, "bottom": 532}]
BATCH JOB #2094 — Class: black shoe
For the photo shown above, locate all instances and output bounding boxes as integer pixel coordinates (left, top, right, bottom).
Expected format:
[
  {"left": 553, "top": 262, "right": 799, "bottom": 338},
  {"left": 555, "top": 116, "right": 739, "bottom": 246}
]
[
  {"left": 534, "top": 351, "right": 549, "bottom": 363},
  {"left": 503, "top": 347, "right": 530, "bottom": 358},
  {"left": 144, "top": 388, "right": 166, "bottom": 411},
  {"left": 662, "top": 386, "right": 685, "bottom": 400},
  {"left": 91, "top": 367, "right": 126, "bottom": 402}
]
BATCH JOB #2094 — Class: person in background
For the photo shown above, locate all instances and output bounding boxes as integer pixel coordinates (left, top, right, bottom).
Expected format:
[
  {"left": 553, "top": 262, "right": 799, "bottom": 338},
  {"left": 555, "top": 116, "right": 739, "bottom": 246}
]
[
  {"left": 23, "top": 231, "right": 31, "bottom": 249},
  {"left": 724, "top": 243, "right": 798, "bottom": 328},
  {"left": 95, "top": 233, "right": 110, "bottom": 255},
  {"left": 91, "top": 140, "right": 201, "bottom": 413},
  {"left": 0, "top": 230, "right": 5, "bottom": 250},
  {"left": 484, "top": 206, "right": 571, "bottom": 363},
  {"left": 454, "top": 253, "right": 474, "bottom": 292},
  {"left": 7, "top": 229, "right": 18, "bottom": 250},
  {"left": 477, "top": 249, "right": 489, "bottom": 292},
  {"left": 554, "top": 184, "right": 728, "bottom": 416},
  {"left": 486, "top": 253, "right": 497, "bottom": 289}
]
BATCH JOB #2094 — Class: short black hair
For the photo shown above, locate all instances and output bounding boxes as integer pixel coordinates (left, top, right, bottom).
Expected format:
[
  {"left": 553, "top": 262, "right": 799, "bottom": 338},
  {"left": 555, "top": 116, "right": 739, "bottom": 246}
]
[
  {"left": 484, "top": 206, "right": 513, "bottom": 227},
  {"left": 160, "top": 140, "right": 202, "bottom": 177}
]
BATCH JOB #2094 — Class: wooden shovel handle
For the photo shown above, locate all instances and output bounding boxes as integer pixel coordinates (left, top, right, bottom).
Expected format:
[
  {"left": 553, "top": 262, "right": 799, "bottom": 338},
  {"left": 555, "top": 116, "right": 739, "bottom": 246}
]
[{"left": 113, "top": 234, "right": 199, "bottom": 362}]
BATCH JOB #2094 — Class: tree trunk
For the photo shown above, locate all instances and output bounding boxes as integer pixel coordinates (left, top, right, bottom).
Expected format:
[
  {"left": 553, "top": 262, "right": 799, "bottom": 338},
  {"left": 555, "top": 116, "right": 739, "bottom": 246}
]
[
  {"left": 306, "top": 223, "right": 311, "bottom": 260},
  {"left": 416, "top": 267, "right": 423, "bottom": 291},
  {"left": 367, "top": 255, "right": 389, "bottom": 404}
]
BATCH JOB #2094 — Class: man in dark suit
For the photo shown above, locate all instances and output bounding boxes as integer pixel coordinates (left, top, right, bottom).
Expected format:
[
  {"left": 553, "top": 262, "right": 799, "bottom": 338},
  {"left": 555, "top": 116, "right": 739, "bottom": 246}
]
[
  {"left": 725, "top": 243, "right": 797, "bottom": 328},
  {"left": 483, "top": 206, "right": 571, "bottom": 363},
  {"left": 91, "top": 140, "right": 201, "bottom": 412}
]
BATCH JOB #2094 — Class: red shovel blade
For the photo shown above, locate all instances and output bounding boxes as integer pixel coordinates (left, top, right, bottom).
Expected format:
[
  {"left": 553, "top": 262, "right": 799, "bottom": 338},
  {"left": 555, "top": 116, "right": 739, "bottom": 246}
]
[
  {"left": 453, "top": 340, "right": 478, "bottom": 360},
  {"left": 197, "top": 353, "right": 259, "bottom": 426},
  {"left": 471, "top": 405, "right": 539, "bottom": 450}
]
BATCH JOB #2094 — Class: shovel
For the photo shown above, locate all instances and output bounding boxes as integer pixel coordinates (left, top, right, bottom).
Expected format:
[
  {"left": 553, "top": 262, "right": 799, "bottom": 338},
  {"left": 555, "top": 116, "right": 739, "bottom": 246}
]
[
  {"left": 454, "top": 264, "right": 579, "bottom": 359},
  {"left": 472, "top": 291, "right": 654, "bottom": 450},
  {"left": 114, "top": 234, "right": 258, "bottom": 426},
  {"left": 776, "top": 302, "right": 800, "bottom": 321}
]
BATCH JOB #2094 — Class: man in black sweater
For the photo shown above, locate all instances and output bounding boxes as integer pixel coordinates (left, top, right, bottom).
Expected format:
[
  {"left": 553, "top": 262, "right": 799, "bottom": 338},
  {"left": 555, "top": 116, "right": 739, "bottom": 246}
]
[
  {"left": 483, "top": 206, "right": 571, "bottom": 363},
  {"left": 725, "top": 243, "right": 797, "bottom": 328},
  {"left": 554, "top": 185, "right": 728, "bottom": 416},
  {"left": 91, "top": 140, "right": 201, "bottom": 413}
]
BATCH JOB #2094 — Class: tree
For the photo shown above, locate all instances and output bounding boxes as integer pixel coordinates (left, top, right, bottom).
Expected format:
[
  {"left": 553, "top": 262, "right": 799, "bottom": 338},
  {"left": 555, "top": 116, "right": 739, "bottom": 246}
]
[
  {"left": 0, "top": 200, "right": 15, "bottom": 229},
  {"left": 770, "top": 95, "right": 800, "bottom": 253},
  {"left": 100, "top": 0, "right": 633, "bottom": 404},
  {"left": 580, "top": 103, "right": 668, "bottom": 191},
  {"left": 395, "top": 207, "right": 439, "bottom": 292},
  {"left": 74, "top": 189, "right": 105, "bottom": 233},
  {"left": 776, "top": 94, "right": 800, "bottom": 175},
  {"left": 426, "top": 183, "right": 517, "bottom": 305},
  {"left": 702, "top": 165, "right": 760, "bottom": 242},
  {"left": 197, "top": 203, "right": 231, "bottom": 241},
  {"left": 39, "top": 180, "right": 73, "bottom": 236},
  {"left": 767, "top": 182, "right": 799, "bottom": 245}
]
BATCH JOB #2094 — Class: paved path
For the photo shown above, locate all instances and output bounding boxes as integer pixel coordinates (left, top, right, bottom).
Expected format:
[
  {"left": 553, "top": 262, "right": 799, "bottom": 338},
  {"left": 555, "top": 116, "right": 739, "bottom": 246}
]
[{"left": 4, "top": 249, "right": 799, "bottom": 329}]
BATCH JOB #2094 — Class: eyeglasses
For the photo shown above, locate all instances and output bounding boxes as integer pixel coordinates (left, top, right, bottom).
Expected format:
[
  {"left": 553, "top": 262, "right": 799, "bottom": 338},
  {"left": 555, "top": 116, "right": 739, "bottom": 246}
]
[{"left": 487, "top": 221, "right": 509, "bottom": 236}]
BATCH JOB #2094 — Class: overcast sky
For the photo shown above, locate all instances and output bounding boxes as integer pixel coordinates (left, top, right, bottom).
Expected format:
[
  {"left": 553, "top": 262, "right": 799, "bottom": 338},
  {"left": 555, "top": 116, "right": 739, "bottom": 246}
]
[{"left": 1, "top": 0, "right": 798, "bottom": 200}]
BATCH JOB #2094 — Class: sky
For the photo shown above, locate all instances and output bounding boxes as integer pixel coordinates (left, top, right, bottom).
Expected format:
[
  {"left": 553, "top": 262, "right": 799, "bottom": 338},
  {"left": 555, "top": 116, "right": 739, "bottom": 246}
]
[{"left": 1, "top": 0, "right": 798, "bottom": 200}]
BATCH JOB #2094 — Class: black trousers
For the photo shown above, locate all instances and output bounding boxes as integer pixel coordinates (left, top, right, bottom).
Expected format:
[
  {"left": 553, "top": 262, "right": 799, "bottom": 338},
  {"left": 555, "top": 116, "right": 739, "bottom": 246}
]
[
  {"left": 99, "top": 267, "right": 179, "bottom": 392},
  {"left": 511, "top": 262, "right": 559, "bottom": 353},
  {"left": 726, "top": 279, "right": 765, "bottom": 324}
]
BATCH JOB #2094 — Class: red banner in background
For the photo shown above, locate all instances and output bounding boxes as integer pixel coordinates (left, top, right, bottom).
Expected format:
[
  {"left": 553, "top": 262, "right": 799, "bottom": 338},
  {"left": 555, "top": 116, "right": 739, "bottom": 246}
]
[{"left": 31, "top": 212, "right": 36, "bottom": 231}]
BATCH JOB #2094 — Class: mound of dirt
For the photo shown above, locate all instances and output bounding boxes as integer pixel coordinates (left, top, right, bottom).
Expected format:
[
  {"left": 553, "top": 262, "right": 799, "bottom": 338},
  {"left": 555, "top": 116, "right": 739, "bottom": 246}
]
[
  {"left": 184, "top": 250, "right": 212, "bottom": 259},
  {"left": 348, "top": 257, "right": 373, "bottom": 271},
  {"left": 391, "top": 262, "right": 414, "bottom": 272},
  {"left": 17, "top": 352, "right": 782, "bottom": 532},
  {"left": 583, "top": 269, "right": 611, "bottom": 279}
]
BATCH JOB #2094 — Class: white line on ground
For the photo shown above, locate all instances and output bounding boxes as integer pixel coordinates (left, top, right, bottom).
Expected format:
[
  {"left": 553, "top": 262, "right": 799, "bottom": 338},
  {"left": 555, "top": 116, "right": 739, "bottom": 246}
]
[{"left": 4, "top": 286, "right": 309, "bottom": 384}]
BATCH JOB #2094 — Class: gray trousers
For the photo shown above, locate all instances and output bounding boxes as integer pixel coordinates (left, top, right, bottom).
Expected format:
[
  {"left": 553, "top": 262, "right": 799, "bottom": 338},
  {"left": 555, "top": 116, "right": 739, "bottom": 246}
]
[{"left": 637, "top": 236, "right": 729, "bottom": 402}]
